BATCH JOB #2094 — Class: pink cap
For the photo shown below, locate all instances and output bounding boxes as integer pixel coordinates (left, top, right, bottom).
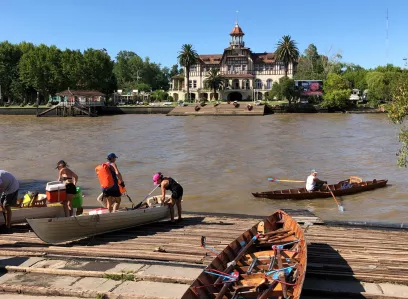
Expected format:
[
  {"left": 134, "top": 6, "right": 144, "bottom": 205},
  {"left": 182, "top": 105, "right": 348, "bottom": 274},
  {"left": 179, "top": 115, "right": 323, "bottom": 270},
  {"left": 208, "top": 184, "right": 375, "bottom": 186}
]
[{"left": 152, "top": 173, "right": 161, "bottom": 185}]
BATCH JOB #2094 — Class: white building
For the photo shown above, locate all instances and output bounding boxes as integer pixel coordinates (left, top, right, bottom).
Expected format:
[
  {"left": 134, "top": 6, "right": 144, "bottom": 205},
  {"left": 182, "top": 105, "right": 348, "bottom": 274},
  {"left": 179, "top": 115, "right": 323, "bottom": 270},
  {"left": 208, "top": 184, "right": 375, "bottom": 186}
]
[{"left": 170, "top": 22, "right": 294, "bottom": 102}]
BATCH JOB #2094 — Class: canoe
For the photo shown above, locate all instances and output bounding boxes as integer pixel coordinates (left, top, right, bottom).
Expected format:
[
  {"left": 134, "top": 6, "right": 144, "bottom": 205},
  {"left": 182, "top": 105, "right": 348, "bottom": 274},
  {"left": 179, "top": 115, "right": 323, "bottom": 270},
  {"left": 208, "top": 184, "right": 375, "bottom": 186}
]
[
  {"left": 182, "top": 210, "right": 306, "bottom": 299},
  {"left": 0, "top": 205, "right": 65, "bottom": 226},
  {"left": 252, "top": 178, "right": 388, "bottom": 200},
  {"left": 26, "top": 195, "right": 172, "bottom": 244}
]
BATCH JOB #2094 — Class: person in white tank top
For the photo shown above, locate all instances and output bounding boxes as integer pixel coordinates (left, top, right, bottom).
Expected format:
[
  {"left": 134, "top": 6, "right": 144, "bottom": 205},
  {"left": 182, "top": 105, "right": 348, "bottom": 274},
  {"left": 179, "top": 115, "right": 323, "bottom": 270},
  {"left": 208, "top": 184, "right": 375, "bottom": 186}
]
[{"left": 306, "top": 170, "right": 327, "bottom": 191}]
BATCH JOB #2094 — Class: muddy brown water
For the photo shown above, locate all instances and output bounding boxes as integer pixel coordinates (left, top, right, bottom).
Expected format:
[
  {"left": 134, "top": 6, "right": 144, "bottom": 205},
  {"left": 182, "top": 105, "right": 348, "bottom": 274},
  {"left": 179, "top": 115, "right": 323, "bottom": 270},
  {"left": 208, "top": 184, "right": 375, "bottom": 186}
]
[{"left": 1, "top": 114, "right": 407, "bottom": 223}]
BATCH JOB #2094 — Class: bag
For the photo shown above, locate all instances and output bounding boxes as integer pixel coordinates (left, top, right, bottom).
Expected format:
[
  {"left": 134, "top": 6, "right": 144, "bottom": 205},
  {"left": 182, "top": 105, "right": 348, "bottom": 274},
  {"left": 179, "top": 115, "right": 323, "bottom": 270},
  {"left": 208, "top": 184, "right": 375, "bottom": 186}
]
[{"left": 95, "top": 163, "right": 114, "bottom": 189}]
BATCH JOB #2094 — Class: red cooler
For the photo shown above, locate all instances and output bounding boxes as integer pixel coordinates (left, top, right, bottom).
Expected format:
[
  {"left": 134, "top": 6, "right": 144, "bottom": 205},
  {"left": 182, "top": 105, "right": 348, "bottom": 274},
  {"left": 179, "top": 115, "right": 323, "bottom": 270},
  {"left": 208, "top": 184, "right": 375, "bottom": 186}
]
[{"left": 46, "top": 181, "right": 67, "bottom": 203}]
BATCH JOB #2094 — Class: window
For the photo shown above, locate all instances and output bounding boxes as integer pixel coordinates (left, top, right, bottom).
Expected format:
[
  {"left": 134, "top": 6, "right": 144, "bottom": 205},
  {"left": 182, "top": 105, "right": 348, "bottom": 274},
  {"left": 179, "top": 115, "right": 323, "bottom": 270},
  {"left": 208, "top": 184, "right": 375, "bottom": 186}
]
[
  {"left": 266, "top": 79, "right": 273, "bottom": 89},
  {"left": 190, "top": 65, "right": 197, "bottom": 72},
  {"left": 189, "top": 80, "right": 192, "bottom": 88},
  {"left": 255, "top": 79, "right": 263, "bottom": 89},
  {"left": 202, "top": 67, "right": 207, "bottom": 73},
  {"left": 193, "top": 80, "right": 197, "bottom": 88},
  {"left": 228, "top": 65, "right": 232, "bottom": 72},
  {"left": 242, "top": 65, "right": 247, "bottom": 71}
]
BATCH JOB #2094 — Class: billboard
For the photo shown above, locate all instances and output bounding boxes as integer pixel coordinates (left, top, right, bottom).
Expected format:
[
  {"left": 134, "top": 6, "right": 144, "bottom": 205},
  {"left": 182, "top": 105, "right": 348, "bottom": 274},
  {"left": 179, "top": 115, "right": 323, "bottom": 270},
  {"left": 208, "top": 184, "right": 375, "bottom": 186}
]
[{"left": 295, "top": 80, "right": 323, "bottom": 96}]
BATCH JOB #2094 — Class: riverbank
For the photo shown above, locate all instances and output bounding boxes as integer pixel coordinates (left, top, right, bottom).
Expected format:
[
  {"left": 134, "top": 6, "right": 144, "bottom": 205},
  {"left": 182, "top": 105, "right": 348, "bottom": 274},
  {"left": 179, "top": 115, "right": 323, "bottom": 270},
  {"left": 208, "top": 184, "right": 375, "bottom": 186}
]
[
  {"left": 0, "top": 106, "right": 173, "bottom": 116},
  {"left": 0, "top": 105, "right": 385, "bottom": 116}
]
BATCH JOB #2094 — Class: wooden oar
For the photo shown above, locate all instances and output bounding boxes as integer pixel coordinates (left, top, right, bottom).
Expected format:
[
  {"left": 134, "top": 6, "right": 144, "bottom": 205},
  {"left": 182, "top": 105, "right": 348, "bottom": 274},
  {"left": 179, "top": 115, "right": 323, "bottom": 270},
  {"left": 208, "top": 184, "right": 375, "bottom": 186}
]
[
  {"left": 268, "top": 178, "right": 305, "bottom": 183},
  {"left": 326, "top": 184, "right": 345, "bottom": 212}
]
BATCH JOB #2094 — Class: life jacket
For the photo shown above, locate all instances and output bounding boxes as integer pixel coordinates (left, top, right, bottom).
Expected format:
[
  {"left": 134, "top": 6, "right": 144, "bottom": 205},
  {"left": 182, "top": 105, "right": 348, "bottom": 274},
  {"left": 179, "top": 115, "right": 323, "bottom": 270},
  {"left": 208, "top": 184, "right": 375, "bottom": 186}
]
[{"left": 95, "top": 163, "right": 115, "bottom": 189}]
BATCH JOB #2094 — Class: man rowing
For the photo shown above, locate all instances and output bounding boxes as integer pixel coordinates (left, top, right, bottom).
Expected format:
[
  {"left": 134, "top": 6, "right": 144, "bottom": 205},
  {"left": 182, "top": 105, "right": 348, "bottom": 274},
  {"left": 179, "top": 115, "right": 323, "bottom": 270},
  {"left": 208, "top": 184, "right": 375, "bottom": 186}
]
[{"left": 305, "top": 169, "right": 327, "bottom": 192}]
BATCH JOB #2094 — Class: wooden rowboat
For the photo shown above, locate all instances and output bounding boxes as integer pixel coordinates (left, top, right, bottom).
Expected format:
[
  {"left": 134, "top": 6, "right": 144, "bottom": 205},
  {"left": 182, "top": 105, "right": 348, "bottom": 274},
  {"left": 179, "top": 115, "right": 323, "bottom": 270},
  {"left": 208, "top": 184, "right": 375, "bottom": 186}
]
[
  {"left": 182, "top": 210, "right": 306, "bottom": 299},
  {"left": 26, "top": 195, "right": 172, "bottom": 244},
  {"left": 0, "top": 205, "right": 65, "bottom": 226},
  {"left": 252, "top": 178, "right": 388, "bottom": 200}
]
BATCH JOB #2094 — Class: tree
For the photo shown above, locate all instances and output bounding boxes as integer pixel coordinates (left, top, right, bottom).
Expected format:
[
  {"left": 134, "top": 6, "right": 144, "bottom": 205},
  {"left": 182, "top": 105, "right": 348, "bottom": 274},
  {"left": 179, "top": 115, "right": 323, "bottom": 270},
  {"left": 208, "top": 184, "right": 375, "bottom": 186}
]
[
  {"left": 365, "top": 72, "right": 387, "bottom": 107},
  {"left": 321, "top": 73, "right": 350, "bottom": 109},
  {"left": 113, "top": 51, "right": 144, "bottom": 88},
  {"left": 169, "top": 64, "right": 181, "bottom": 78},
  {"left": 178, "top": 44, "right": 198, "bottom": 102},
  {"left": 293, "top": 44, "right": 324, "bottom": 80},
  {"left": 0, "top": 41, "right": 23, "bottom": 103},
  {"left": 19, "top": 44, "right": 64, "bottom": 102},
  {"left": 81, "top": 48, "right": 117, "bottom": 95},
  {"left": 266, "top": 77, "right": 298, "bottom": 105},
  {"left": 203, "top": 69, "right": 227, "bottom": 101},
  {"left": 60, "top": 49, "right": 84, "bottom": 90},
  {"left": 151, "top": 90, "right": 168, "bottom": 102},
  {"left": 387, "top": 74, "right": 408, "bottom": 166},
  {"left": 275, "top": 35, "right": 299, "bottom": 77},
  {"left": 341, "top": 64, "right": 367, "bottom": 91}
]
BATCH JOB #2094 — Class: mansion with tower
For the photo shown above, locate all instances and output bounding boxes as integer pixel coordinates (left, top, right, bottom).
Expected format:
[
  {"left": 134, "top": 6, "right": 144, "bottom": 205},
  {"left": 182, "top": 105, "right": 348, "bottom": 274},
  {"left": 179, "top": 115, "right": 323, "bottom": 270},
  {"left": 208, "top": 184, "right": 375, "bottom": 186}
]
[{"left": 169, "top": 23, "right": 295, "bottom": 102}]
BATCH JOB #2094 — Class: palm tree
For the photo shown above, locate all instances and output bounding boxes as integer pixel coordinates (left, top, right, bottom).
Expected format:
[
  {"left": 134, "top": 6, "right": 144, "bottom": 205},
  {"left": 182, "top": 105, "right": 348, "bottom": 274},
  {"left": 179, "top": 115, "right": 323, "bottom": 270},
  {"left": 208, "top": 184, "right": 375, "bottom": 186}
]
[
  {"left": 177, "top": 44, "right": 198, "bottom": 102},
  {"left": 204, "top": 69, "right": 227, "bottom": 101},
  {"left": 275, "top": 35, "right": 299, "bottom": 77}
]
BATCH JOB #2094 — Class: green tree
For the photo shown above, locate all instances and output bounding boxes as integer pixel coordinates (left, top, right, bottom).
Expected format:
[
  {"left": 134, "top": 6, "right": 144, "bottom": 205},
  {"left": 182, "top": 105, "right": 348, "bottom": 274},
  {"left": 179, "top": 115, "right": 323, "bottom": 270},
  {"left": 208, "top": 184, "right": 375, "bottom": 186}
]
[
  {"left": 321, "top": 73, "right": 350, "bottom": 109},
  {"left": 178, "top": 44, "right": 198, "bottom": 102},
  {"left": 169, "top": 64, "right": 181, "bottom": 78},
  {"left": 275, "top": 35, "right": 299, "bottom": 77},
  {"left": 365, "top": 72, "right": 386, "bottom": 107},
  {"left": 203, "top": 69, "right": 227, "bottom": 101},
  {"left": 151, "top": 90, "right": 168, "bottom": 102},
  {"left": 81, "top": 48, "right": 117, "bottom": 95},
  {"left": 60, "top": 49, "right": 84, "bottom": 90},
  {"left": 294, "top": 44, "right": 324, "bottom": 80},
  {"left": 19, "top": 44, "right": 64, "bottom": 102},
  {"left": 113, "top": 51, "right": 144, "bottom": 88},
  {"left": 266, "top": 77, "right": 298, "bottom": 105},
  {"left": 341, "top": 64, "right": 367, "bottom": 91},
  {"left": 0, "top": 41, "right": 23, "bottom": 103},
  {"left": 387, "top": 74, "right": 408, "bottom": 166}
]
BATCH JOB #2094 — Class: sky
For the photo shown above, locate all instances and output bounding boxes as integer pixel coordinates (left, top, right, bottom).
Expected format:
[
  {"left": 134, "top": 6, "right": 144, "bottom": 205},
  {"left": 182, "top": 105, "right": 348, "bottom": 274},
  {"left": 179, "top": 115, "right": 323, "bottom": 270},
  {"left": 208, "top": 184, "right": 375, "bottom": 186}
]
[{"left": 1, "top": 0, "right": 407, "bottom": 69}]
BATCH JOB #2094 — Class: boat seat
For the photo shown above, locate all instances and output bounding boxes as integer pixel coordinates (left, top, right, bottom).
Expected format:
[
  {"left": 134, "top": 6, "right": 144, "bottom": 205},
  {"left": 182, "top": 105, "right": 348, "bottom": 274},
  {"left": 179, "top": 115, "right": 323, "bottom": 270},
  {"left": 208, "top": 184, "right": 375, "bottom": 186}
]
[{"left": 349, "top": 176, "right": 363, "bottom": 183}]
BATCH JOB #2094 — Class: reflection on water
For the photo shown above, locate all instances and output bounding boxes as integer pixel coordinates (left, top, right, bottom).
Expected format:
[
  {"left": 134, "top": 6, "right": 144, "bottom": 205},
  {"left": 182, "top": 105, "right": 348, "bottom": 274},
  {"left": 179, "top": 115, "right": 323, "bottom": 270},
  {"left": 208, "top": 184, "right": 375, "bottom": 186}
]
[{"left": 1, "top": 113, "right": 407, "bottom": 223}]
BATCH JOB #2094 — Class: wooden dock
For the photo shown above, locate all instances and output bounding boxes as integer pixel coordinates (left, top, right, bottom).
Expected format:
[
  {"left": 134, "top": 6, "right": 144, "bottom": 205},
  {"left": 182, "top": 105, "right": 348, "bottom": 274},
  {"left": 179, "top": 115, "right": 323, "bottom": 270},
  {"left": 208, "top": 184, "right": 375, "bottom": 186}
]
[{"left": 0, "top": 209, "right": 407, "bottom": 298}]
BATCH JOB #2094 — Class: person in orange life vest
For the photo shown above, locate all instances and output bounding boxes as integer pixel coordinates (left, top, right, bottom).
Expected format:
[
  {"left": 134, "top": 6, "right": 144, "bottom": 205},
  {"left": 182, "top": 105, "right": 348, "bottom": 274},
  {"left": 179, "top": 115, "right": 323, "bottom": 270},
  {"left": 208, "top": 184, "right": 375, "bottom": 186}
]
[
  {"left": 103, "top": 153, "right": 125, "bottom": 212},
  {"left": 56, "top": 160, "right": 78, "bottom": 217},
  {"left": 152, "top": 172, "right": 183, "bottom": 223}
]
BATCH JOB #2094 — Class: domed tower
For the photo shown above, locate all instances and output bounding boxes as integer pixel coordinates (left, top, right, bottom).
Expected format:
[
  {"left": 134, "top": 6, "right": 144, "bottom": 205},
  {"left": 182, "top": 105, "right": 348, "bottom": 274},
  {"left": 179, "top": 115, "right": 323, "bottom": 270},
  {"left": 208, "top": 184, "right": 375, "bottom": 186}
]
[{"left": 229, "top": 22, "right": 245, "bottom": 49}]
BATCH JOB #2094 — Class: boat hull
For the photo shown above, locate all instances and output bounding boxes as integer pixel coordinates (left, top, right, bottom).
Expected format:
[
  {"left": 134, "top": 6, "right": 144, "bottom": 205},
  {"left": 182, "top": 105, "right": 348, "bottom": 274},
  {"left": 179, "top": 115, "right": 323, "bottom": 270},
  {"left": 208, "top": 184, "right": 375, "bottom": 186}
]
[
  {"left": 182, "top": 210, "right": 306, "bottom": 299},
  {"left": 27, "top": 204, "right": 170, "bottom": 244},
  {"left": 0, "top": 205, "right": 65, "bottom": 226},
  {"left": 252, "top": 179, "right": 388, "bottom": 200}
]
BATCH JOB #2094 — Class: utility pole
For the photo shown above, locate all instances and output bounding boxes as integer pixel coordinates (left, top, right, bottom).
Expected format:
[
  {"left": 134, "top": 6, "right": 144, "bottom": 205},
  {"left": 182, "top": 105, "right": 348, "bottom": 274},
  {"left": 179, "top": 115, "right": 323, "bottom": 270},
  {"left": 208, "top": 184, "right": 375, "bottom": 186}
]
[{"left": 36, "top": 91, "right": 39, "bottom": 116}]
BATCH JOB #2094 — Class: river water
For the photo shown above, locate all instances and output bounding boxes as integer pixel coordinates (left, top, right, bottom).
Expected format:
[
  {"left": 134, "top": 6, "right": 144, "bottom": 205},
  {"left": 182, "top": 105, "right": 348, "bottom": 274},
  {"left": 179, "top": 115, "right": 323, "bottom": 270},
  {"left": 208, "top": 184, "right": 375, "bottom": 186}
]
[{"left": 1, "top": 114, "right": 407, "bottom": 223}]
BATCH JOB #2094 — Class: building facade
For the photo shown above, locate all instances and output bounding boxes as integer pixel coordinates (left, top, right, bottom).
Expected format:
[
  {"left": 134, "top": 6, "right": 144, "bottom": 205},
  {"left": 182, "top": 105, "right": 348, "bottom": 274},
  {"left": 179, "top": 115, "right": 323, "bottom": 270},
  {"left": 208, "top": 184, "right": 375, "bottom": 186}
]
[{"left": 170, "top": 23, "right": 294, "bottom": 102}]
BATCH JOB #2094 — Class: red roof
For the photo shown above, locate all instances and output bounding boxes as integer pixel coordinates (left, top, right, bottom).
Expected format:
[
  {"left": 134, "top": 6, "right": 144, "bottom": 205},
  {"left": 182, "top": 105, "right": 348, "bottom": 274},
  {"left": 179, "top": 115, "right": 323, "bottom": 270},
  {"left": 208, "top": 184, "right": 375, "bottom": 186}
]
[
  {"left": 252, "top": 52, "right": 276, "bottom": 63},
  {"left": 199, "top": 54, "right": 223, "bottom": 64},
  {"left": 56, "top": 90, "right": 105, "bottom": 97},
  {"left": 230, "top": 24, "right": 244, "bottom": 36}
]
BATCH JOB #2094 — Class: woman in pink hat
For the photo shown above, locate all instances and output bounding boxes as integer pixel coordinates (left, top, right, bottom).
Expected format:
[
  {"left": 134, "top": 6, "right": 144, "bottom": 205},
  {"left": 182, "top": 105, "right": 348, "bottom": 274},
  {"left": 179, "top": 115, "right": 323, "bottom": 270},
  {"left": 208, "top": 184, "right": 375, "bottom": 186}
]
[{"left": 152, "top": 172, "right": 183, "bottom": 223}]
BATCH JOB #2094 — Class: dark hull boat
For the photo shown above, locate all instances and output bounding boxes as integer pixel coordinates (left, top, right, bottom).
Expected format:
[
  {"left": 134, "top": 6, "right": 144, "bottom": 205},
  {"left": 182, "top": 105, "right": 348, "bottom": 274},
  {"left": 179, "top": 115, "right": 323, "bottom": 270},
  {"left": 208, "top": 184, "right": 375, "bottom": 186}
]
[
  {"left": 252, "top": 178, "right": 388, "bottom": 200},
  {"left": 182, "top": 210, "right": 306, "bottom": 299}
]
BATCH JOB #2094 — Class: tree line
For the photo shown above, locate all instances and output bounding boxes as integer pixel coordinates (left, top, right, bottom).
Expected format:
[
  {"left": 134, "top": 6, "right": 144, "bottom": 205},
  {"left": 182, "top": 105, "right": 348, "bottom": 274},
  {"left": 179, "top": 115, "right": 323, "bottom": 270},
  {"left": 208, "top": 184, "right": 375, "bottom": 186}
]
[
  {"left": 267, "top": 42, "right": 408, "bottom": 109},
  {"left": 0, "top": 41, "right": 182, "bottom": 104}
]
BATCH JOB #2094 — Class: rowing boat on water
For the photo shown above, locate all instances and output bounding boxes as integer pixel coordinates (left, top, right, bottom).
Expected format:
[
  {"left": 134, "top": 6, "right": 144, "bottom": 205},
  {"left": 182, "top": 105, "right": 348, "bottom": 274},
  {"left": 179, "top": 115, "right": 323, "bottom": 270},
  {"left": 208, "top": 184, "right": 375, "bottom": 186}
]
[
  {"left": 26, "top": 195, "right": 172, "bottom": 244},
  {"left": 252, "top": 178, "right": 388, "bottom": 200},
  {"left": 182, "top": 210, "right": 306, "bottom": 299}
]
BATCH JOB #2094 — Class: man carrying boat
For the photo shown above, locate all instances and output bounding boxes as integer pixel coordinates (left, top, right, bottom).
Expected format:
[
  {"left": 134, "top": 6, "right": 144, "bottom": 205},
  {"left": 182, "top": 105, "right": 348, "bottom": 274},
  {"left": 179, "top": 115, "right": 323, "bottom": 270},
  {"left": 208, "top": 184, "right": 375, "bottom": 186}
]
[
  {"left": 305, "top": 169, "right": 327, "bottom": 191},
  {"left": 103, "top": 153, "right": 125, "bottom": 212},
  {"left": 0, "top": 170, "right": 19, "bottom": 232}
]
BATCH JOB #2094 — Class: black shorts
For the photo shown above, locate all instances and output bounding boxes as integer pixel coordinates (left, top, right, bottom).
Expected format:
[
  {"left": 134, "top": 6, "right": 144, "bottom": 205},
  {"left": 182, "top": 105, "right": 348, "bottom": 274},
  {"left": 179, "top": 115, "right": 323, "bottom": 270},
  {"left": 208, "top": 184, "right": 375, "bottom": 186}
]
[
  {"left": 1, "top": 190, "right": 19, "bottom": 207},
  {"left": 103, "top": 186, "right": 121, "bottom": 198},
  {"left": 65, "top": 183, "right": 77, "bottom": 195},
  {"left": 171, "top": 187, "right": 183, "bottom": 200}
]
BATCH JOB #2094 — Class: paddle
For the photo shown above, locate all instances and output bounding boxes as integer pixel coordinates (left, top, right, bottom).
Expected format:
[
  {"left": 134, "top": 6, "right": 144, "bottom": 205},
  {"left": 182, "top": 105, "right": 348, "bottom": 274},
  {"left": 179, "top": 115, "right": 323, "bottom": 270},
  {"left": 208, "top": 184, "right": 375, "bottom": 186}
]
[
  {"left": 268, "top": 178, "right": 305, "bottom": 183},
  {"left": 119, "top": 181, "right": 135, "bottom": 207},
  {"left": 326, "top": 184, "right": 345, "bottom": 212},
  {"left": 133, "top": 185, "right": 160, "bottom": 210}
]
